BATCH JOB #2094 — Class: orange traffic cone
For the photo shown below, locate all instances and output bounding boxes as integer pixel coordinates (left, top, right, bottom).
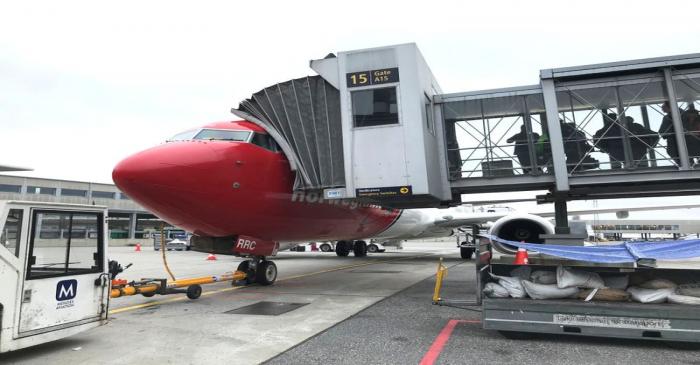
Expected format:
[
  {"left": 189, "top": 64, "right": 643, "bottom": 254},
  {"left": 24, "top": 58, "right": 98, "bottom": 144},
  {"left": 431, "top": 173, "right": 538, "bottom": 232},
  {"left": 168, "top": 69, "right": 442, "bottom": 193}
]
[
  {"left": 513, "top": 247, "right": 529, "bottom": 265},
  {"left": 135, "top": 243, "right": 141, "bottom": 252},
  {"left": 206, "top": 253, "right": 217, "bottom": 261}
]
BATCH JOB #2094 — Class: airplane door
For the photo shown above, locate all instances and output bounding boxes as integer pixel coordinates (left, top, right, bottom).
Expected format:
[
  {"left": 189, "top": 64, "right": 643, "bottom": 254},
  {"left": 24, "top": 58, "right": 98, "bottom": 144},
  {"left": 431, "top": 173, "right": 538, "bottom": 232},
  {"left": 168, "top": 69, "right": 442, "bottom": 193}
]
[{"left": 18, "top": 210, "right": 107, "bottom": 335}]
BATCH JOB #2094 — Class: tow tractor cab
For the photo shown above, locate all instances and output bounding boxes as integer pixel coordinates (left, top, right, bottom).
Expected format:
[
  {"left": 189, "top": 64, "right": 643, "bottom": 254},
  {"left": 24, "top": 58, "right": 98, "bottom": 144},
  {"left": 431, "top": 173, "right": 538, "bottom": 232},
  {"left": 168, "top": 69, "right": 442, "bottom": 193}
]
[{"left": 0, "top": 200, "right": 110, "bottom": 353}]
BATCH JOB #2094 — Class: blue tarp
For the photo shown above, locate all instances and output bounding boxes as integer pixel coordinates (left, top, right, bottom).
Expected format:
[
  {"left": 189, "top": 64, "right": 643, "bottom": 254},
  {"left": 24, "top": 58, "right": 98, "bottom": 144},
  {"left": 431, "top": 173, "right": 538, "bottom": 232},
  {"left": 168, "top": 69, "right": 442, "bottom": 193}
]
[{"left": 482, "top": 234, "right": 700, "bottom": 263}]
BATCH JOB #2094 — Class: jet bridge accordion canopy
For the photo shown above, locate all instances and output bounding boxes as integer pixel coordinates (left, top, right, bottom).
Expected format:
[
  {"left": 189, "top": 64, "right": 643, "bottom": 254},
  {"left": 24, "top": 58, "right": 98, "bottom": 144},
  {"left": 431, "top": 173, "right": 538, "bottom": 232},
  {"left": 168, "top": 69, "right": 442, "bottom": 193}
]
[{"left": 232, "top": 76, "right": 344, "bottom": 191}]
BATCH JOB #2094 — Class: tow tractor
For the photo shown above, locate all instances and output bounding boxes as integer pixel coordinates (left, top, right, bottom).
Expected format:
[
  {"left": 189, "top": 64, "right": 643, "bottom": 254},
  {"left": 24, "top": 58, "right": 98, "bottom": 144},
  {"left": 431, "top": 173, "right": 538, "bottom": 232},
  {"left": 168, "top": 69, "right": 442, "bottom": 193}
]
[
  {"left": 0, "top": 200, "right": 254, "bottom": 353},
  {"left": 0, "top": 200, "right": 110, "bottom": 353}
]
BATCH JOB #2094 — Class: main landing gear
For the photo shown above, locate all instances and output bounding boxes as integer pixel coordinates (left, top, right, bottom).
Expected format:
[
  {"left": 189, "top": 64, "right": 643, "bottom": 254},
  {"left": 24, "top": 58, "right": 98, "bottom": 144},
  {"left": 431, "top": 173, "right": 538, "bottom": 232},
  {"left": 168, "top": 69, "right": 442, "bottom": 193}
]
[
  {"left": 236, "top": 256, "right": 278, "bottom": 286},
  {"left": 335, "top": 240, "right": 367, "bottom": 257}
]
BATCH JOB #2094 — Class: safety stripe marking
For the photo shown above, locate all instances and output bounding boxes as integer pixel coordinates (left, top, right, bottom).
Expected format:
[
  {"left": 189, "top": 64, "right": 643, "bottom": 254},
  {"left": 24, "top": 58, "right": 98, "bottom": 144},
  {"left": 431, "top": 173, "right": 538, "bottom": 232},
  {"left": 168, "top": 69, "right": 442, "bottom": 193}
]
[
  {"left": 419, "top": 319, "right": 481, "bottom": 365},
  {"left": 109, "top": 254, "right": 431, "bottom": 315}
]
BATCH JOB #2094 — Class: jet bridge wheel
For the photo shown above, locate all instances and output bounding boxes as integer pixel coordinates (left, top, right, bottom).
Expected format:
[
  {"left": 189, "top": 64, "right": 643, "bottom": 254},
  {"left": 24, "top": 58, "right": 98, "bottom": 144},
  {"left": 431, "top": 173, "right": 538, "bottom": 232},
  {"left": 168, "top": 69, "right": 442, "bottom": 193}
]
[
  {"left": 255, "top": 260, "right": 278, "bottom": 286},
  {"left": 353, "top": 240, "right": 368, "bottom": 257},
  {"left": 460, "top": 246, "right": 474, "bottom": 260},
  {"left": 335, "top": 241, "right": 351, "bottom": 257}
]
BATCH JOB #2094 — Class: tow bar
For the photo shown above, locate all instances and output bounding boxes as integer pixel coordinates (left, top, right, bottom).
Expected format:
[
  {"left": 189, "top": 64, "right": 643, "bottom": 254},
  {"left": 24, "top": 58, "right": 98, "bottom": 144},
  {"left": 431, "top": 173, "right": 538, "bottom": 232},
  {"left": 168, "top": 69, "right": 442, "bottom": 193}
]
[{"left": 110, "top": 271, "right": 248, "bottom": 300}]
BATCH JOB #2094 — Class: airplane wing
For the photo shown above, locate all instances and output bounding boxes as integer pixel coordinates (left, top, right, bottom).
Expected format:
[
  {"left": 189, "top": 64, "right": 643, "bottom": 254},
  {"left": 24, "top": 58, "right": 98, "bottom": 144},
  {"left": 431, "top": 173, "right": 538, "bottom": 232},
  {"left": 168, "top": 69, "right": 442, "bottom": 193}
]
[
  {"left": 0, "top": 164, "right": 32, "bottom": 172},
  {"left": 433, "top": 212, "right": 510, "bottom": 227},
  {"left": 433, "top": 203, "right": 700, "bottom": 229}
]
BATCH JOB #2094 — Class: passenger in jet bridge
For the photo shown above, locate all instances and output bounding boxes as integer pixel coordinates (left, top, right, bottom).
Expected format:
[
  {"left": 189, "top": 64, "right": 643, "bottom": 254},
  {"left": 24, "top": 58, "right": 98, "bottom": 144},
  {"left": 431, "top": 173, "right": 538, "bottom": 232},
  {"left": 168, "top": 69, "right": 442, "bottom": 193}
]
[
  {"left": 561, "top": 121, "right": 598, "bottom": 172},
  {"left": 594, "top": 112, "right": 625, "bottom": 169},
  {"left": 507, "top": 124, "right": 540, "bottom": 174},
  {"left": 625, "top": 116, "right": 659, "bottom": 168},
  {"left": 682, "top": 103, "right": 700, "bottom": 163},
  {"left": 660, "top": 101, "right": 683, "bottom": 166}
]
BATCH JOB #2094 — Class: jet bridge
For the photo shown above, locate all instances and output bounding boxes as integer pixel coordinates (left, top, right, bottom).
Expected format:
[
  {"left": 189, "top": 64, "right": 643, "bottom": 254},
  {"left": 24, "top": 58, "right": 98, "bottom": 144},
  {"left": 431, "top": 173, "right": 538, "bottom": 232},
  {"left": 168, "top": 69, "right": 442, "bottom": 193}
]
[{"left": 232, "top": 44, "right": 700, "bottom": 212}]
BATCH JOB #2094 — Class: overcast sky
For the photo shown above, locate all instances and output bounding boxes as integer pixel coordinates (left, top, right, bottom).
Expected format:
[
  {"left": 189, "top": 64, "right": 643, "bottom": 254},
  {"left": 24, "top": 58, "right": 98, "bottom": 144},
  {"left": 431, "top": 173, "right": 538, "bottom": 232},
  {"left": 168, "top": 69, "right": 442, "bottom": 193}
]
[{"left": 2, "top": 1, "right": 700, "bottom": 219}]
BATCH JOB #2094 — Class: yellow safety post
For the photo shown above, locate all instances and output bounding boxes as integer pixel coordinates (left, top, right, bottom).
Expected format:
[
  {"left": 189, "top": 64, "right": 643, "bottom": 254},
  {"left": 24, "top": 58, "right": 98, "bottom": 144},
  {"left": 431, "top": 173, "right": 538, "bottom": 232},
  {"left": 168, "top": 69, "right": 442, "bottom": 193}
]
[{"left": 432, "top": 257, "right": 448, "bottom": 304}]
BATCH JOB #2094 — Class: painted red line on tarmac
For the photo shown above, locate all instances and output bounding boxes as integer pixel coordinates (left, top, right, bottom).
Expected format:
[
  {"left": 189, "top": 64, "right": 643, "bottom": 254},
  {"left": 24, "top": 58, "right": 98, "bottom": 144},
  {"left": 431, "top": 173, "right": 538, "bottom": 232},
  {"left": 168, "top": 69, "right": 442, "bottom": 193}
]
[{"left": 419, "top": 319, "right": 481, "bottom": 365}]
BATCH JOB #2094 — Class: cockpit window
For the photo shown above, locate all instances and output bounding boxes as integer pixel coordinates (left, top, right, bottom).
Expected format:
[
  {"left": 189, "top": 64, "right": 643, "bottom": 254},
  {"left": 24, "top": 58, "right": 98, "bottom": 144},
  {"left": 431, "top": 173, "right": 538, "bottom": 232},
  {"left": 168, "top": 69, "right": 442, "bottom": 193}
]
[
  {"left": 167, "top": 128, "right": 253, "bottom": 143},
  {"left": 193, "top": 129, "right": 251, "bottom": 142},
  {"left": 168, "top": 129, "right": 198, "bottom": 142},
  {"left": 250, "top": 133, "right": 280, "bottom": 152}
]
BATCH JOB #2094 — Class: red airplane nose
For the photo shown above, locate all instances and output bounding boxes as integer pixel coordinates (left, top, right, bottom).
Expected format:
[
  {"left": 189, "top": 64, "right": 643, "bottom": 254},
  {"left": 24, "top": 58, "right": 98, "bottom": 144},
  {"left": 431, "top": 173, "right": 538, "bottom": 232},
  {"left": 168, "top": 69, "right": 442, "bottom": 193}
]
[{"left": 112, "top": 142, "right": 224, "bottom": 227}]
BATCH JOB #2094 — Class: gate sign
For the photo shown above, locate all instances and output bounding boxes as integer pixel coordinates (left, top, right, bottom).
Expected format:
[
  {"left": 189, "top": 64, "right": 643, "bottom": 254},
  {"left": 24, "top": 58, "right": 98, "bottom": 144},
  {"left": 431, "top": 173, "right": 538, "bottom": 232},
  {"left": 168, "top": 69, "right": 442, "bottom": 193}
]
[
  {"left": 56, "top": 279, "right": 77, "bottom": 301},
  {"left": 346, "top": 67, "right": 400, "bottom": 88}
]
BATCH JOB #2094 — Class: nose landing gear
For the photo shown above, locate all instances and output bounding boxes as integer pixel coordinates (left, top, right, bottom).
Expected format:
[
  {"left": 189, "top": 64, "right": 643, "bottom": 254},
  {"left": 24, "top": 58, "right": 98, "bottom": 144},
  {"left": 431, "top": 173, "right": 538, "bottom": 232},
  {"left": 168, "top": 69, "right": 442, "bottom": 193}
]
[{"left": 235, "top": 256, "right": 278, "bottom": 286}]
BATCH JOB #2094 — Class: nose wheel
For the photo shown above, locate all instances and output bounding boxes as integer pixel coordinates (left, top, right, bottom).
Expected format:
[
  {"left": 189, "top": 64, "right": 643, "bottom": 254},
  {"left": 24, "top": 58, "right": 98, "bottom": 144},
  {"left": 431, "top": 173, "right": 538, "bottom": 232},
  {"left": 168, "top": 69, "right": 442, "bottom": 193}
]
[{"left": 235, "top": 257, "right": 277, "bottom": 286}]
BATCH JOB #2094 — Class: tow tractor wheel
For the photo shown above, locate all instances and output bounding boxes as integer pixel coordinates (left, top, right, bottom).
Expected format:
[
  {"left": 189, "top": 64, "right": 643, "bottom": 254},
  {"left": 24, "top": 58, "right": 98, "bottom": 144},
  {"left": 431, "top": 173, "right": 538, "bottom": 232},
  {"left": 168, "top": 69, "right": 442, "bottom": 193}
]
[
  {"left": 141, "top": 291, "right": 156, "bottom": 298},
  {"left": 235, "top": 260, "right": 254, "bottom": 285},
  {"left": 335, "top": 241, "right": 350, "bottom": 257},
  {"left": 353, "top": 240, "right": 368, "bottom": 257},
  {"left": 320, "top": 243, "right": 332, "bottom": 252},
  {"left": 256, "top": 261, "right": 278, "bottom": 286},
  {"left": 367, "top": 244, "right": 379, "bottom": 253},
  {"left": 460, "top": 246, "right": 474, "bottom": 260},
  {"left": 186, "top": 284, "right": 202, "bottom": 300}
]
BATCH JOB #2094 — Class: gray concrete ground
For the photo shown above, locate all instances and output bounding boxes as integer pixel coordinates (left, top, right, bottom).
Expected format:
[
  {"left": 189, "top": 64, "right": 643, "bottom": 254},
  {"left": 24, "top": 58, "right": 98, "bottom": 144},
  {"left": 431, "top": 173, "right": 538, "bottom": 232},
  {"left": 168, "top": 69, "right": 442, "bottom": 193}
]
[
  {"left": 3, "top": 241, "right": 699, "bottom": 365},
  {"left": 269, "top": 261, "right": 700, "bottom": 365},
  {"left": 0, "top": 244, "right": 457, "bottom": 365}
]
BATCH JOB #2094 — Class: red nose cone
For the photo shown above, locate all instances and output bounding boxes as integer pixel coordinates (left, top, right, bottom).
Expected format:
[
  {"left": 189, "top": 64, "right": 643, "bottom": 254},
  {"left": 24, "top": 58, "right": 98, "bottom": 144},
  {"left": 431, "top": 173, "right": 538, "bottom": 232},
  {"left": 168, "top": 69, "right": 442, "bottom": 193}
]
[{"left": 112, "top": 141, "right": 225, "bottom": 232}]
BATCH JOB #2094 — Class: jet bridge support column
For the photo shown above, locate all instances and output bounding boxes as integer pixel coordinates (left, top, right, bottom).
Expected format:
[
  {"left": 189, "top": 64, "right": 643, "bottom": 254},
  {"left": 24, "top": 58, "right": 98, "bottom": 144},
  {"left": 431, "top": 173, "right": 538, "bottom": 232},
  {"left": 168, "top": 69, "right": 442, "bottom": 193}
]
[
  {"left": 553, "top": 194, "right": 570, "bottom": 235},
  {"left": 541, "top": 73, "right": 572, "bottom": 237}
]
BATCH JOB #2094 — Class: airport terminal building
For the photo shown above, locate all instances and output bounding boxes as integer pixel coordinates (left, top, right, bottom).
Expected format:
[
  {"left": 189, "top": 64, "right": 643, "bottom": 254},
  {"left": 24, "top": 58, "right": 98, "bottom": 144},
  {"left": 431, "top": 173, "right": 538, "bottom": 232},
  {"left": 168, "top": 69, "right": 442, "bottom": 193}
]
[{"left": 0, "top": 174, "right": 168, "bottom": 245}]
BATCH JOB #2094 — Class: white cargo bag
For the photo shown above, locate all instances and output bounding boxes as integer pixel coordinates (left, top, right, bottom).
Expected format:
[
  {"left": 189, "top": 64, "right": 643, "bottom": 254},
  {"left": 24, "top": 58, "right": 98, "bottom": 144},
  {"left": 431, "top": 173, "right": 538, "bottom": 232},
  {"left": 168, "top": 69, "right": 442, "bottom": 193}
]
[
  {"left": 667, "top": 293, "right": 700, "bottom": 305},
  {"left": 639, "top": 279, "right": 677, "bottom": 290},
  {"left": 530, "top": 270, "right": 557, "bottom": 285},
  {"left": 556, "top": 266, "right": 605, "bottom": 289},
  {"left": 627, "top": 286, "right": 675, "bottom": 304},
  {"left": 489, "top": 273, "right": 527, "bottom": 298},
  {"left": 483, "top": 282, "right": 510, "bottom": 298},
  {"left": 522, "top": 280, "right": 579, "bottom": 300},
  {"left": 677, "top": 284, "right": 700, "bottom": 298}
]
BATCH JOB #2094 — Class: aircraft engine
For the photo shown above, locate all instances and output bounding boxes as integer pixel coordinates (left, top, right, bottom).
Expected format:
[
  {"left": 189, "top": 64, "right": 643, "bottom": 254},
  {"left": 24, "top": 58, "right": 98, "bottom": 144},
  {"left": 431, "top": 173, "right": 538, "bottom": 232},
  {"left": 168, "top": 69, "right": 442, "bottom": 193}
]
[{"left": 488, "top": 213, "right": 555, "bottom": 254}]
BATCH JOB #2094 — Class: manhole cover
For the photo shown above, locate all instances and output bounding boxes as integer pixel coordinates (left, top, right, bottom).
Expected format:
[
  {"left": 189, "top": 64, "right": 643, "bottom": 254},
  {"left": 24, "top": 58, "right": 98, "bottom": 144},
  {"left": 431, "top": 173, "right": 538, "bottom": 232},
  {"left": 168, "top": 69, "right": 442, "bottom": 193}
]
[
  {"left": 349, "top": 270, "right": 402, "bottom": 274},
  {"left": 225, "top": 301, "right": 309, "bottom": 316}
]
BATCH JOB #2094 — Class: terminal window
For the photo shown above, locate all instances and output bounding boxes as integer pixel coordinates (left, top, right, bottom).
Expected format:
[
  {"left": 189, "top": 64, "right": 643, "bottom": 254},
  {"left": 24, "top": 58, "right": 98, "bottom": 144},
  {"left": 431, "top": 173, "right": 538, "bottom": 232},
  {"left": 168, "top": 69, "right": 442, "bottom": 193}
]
[
  {"left": 61, "top": 188, "right": 87, "bottom": 197},
  {"left": 0, "top": 184, "right": 21, "bottom": 193},
  {"left": 92, "top": 191, "right": 116, "bottom": 199},
  {"left": 352, "top": 87, "right": 399, "bottom": 128},
  {"left": 28, "top": 186, "right": 57, "bottom": 195}
]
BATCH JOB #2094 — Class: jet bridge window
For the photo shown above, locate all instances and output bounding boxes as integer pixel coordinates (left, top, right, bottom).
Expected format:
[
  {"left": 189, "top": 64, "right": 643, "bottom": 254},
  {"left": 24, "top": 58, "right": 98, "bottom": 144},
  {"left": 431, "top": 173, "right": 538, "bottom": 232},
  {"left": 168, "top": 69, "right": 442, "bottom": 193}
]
[
  {"left": 352, "top": 87, "right": 399, "bottom": 128},
  {"left": 27, "top": 211, "right": 103, "bottom": 279},
  {"left": 1, "top": 208, "right": 23, "bottom": 257},
  {"left": 193, "top": 129, "right": 252, "bottom": 142}
]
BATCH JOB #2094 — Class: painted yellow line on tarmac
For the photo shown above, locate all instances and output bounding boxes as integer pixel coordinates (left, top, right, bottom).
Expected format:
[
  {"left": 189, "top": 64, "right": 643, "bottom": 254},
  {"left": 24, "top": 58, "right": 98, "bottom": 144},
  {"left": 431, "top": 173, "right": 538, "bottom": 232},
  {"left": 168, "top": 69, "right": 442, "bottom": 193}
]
[{"left": 109, "top": 254, "right": 432, "bottom": 315}]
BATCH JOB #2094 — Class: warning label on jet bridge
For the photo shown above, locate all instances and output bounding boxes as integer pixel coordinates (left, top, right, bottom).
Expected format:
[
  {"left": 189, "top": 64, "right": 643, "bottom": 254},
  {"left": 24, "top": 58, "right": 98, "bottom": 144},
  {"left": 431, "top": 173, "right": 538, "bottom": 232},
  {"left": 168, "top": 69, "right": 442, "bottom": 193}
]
[
  {"left": 553, "top": 314, "right": 671, "bottom": 330},
  {"left": 356, "top": 185, "right": 412, "bottom": 198}
]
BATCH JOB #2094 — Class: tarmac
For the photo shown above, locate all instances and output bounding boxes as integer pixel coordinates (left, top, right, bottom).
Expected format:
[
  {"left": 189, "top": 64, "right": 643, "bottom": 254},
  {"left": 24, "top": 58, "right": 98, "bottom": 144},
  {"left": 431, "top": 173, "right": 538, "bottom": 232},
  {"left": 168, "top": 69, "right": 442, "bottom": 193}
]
[{"left": 2, "top": 241, "right": 699, "bottom": 364}]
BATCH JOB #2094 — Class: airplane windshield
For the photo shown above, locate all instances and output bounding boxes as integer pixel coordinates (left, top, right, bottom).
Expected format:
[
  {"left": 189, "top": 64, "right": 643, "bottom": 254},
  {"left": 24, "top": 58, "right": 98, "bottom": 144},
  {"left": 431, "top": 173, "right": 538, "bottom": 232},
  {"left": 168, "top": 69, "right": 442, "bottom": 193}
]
[
  {"left": 193, "top": 129, "right": 252, "bottom": 142},
  {"left": 167, "top": 129, "right": 198, "bottom": 142}
]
